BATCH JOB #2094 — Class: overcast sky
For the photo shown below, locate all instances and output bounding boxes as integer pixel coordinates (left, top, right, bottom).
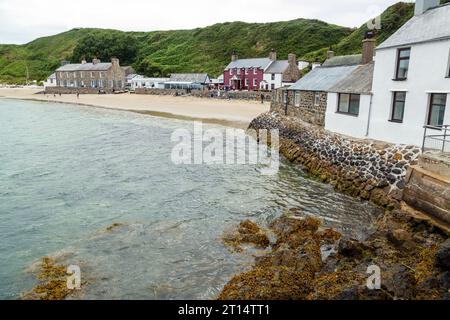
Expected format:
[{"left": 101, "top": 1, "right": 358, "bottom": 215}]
[{"left": 0, "top": 0, "right": 414, "bottom": 44}]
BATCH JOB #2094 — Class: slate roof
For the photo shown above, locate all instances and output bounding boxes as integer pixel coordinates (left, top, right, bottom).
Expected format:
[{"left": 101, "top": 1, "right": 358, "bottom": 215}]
[
  {"left": 56, "top": 62, "right": 112, "bottom": 72},
  {"left": 322, "top": 54, "right": 362, "bottom": 67},
  {"left": 377, "top": 4, "right": 450, "bottom": 50},
  {"left": 288, "top": 65, "right": 358, "bottom": 91},
  {"left": 225, "top": 58, "right": 273, "bottom": 70},
  {"left": 169, "top": 73, "right": 209, "bottom": 83},
  {"left": 265, "top": 60, "right": 289, "bottom": 74},
  {"left": 328, "top": 63, "right": 374, "bottom": 94}
]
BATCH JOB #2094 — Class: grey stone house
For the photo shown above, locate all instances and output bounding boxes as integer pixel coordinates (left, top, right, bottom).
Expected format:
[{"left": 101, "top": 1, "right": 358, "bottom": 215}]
[
  {"left": 55, "top": 58, "right": 127, "bottom": 91},
  {"left": 272, "top": 37, "right": 376, "bottom": 126}
]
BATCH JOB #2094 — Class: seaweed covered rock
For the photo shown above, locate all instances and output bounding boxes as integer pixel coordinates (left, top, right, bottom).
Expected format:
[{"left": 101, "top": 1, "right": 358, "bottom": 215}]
[
  {"left": 222, "top": 220, "right": 270, "bottom": 252},
  {"left": 435, "top": 239, "right": 450, "bottom": 271},
  {"left": 218, "top": 266, "right": 314, "bottom": 300},
  {"left": 220, "top": 206, "right": 449, "bottom": 300}
]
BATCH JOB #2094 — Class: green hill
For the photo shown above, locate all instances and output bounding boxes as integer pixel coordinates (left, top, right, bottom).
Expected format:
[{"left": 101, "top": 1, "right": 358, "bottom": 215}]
[{"left": 0, "top": 1, "right": 433, "bottom": 84}]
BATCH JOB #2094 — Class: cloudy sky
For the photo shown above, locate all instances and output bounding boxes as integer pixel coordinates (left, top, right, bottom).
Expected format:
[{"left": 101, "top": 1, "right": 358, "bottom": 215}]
[{"left": 0, "top": 0, "right": 413, "bottom": 44}]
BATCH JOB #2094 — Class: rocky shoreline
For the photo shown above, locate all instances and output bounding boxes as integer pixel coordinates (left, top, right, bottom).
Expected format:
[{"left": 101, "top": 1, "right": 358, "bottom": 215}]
[
  {"left": 219, "top": 207, "right": 449, "bottom": 300},
  {"left": 218, "top": 112, "right": 449, "bottom": 300}
]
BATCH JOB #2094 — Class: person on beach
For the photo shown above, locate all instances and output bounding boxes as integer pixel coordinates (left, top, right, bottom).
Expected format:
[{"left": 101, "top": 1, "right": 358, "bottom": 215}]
[
  {"left": 261, "top": 93, "right": 265, "bottom": 104},
  {"left": 77, "top": 93, "right": 79, "bottom": 99}
]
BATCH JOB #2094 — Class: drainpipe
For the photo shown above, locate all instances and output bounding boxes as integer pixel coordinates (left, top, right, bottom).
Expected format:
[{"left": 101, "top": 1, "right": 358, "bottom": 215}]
[{"left": 365, "top": 93, "right": 374, "bottom": 137}]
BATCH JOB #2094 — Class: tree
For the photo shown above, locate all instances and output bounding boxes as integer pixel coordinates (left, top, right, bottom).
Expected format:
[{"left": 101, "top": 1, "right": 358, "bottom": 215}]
[{"left": 72, "top": 32, "right": 138, "bottom": 66}]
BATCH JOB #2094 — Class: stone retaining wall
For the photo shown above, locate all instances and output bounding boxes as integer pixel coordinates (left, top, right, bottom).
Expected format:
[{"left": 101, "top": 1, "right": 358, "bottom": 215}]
[
  {"left": 136, "top": 88, "right": 272, "bottom": 102},
  {"left": 249, "top": 113, "right": 421, "bottom": 209},
  {"left": 271, "top": 89, "right": 327, "bottom": 126},
  {"left": 44, "top": 87, "right": 118, "bottom": 94}
]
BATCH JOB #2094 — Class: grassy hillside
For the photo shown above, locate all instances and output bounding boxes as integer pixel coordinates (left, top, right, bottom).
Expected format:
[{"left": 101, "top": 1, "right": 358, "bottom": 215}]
[
  {"left": 0, "top": 19, "right": 350, "bottom": 83},
  {"left": 0, "top": 1, "right": 435, "bottom": 84}
]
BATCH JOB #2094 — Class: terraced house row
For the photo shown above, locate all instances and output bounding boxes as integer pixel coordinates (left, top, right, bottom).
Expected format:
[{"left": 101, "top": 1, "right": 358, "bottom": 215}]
[
  {"left": 274, "top": 0, "right": 450, "bottom": 149},
  {"left": 54, "top": 58, "right": 131, "bottom": 91}
]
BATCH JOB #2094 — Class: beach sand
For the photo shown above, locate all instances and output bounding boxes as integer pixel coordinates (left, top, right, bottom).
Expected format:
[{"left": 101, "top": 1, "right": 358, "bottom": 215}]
[{"left": 0, "top": 88, "right": 270, "bottom": 128}]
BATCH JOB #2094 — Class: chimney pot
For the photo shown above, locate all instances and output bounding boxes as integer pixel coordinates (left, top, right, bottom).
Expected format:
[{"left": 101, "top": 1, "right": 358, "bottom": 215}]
[
  {"left": 92, "top": 57, "right": 100, "bottom": 65},
  {"left": 415, "top": 0, "right": 439, "bottom": 16},
  {"left": 231, "top": 51, "right": 238, "bottom": 62},
  {"left": 269, "top": 49, "right": 277, "bottom": 61}
]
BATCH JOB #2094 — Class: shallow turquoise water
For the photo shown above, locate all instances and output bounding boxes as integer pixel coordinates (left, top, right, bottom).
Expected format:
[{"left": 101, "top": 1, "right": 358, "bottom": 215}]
[{"left": 0, "top": 98, "right": 381, "bottom": 299}]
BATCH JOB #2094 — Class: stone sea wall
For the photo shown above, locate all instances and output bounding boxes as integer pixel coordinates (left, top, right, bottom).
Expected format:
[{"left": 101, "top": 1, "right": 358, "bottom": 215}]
[
  {"left": 135, "top": 88, "right": 272, "bottom": 102},
  {"left": 249, "top": 113, "right": 421, "bottom": 209},
  {"left": 44, "top": 87, "right": 119, "bottom": 94}
]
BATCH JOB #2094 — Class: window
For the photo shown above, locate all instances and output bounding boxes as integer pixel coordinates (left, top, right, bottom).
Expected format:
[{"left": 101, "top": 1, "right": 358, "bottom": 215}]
[
  {"left": 391, "top": 92, "right": 406, "bottom": 122},
  {"left": 254, "top": 68, "right": 258, "bottom": 75},
  {"left": 283, "top": 91, "right": 288, "bottom": 104},
  {"left": 447, "top": 49, "right": 450, "bottom": 77},
  {"left": 271, "top": 84, "right": 275, "bottom": 90},
  {"left": 91, "top": 72, "right": 95, "bottom": 78},
  {"left": 314, "top": 92, "right": 321, "bottom": 106},
  {"left": 245, "top": 79, "right": 249, "bottom": 87},
  {"left": 79, "top": 71, "right": 84, "bottom": 78},
  {"left": 337, "top": 93, "right": 360, "bottom": 115},
  {"left": 395, "top": 48, "right": 411, "bottom": 80},
  {"left": 294, "top": 91, "right": 301, "bottom": 107},
  {"left": 271, "top": 74, "right": 275, "bottom": 81},
  {"left": 253, "top": 79, "right": 257, "bottom": 87},
  {"left": 236, "top": 68, "right": 240, "bottom": 75},
  {"left": 245, "top": 68, "right": 249, "bottom": 75},
  {"left": 428, "top": 93, "right": 447, "bottom": 127}
]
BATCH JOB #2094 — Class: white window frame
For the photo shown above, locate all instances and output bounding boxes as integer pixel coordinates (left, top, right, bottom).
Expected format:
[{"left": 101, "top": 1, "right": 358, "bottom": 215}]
[
  {"left": 253, "top": 79, "right": 257, "bottom": 87},
  {"left": 314, "top": 92, "right": 321, "bottom": 106},
  {"left": 245, "top": 68, "right": 249, "bottom": 75},
  {"left": 245, "top": 79, "right": 249, "bottom": 87},
  {"left": 294, "top": 91, "right": 301, "bottom": 107},
  {"left": 254, "top": 68, "right": 258, "bottom": 75}
]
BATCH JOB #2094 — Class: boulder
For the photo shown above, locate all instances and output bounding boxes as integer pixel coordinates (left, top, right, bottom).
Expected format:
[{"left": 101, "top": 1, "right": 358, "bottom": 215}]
[{"left": 436, "top": 239, "right": 450, "bottom": 271}]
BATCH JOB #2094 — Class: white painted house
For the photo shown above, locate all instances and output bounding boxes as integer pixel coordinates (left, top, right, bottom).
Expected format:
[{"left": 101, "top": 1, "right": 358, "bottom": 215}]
[
  {"left": 43, "top": 73, "right": 57, "bottom": 89},
  {"left": 325, "top": 0, "right": 450, "bottom": 149},
  {"left": 131, "top": 77, "right": 170, "bottom": 90},
  {"left": 368, "top": 0, "right": 450, "bottom": 147}
]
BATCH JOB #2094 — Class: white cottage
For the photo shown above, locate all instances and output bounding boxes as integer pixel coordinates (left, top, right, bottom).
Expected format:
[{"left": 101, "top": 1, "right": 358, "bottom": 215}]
[
  {"left": 324, "top": 0, "right": 450, "bottom": 150},
  {"left": 368, "top": 0, "right": 450, "bottom": 147}
]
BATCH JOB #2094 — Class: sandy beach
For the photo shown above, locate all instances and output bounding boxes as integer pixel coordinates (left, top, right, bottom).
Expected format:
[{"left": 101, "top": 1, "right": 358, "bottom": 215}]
[{"left": 0, "top": 88, "right": 269, "bottom": 128}]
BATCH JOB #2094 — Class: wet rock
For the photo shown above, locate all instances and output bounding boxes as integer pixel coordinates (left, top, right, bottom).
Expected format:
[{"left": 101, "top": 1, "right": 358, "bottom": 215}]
[
  {"left": 222, "top": 220, "right": 270, "bottom": 251},
  {"left": 218, "top": 266, "right": 314, "bottom": 300},
  {"left": 383, "top": 264, "right": 417, "bottom": 299},
  {"left": 337, "top": 239, "right": 367, "bottom": 259},
  {"left": 436, "top": 239, "right": 450, "bottom": 271},
  {"left": 387, "top": 228, "right": 411, "bottom": 247}
]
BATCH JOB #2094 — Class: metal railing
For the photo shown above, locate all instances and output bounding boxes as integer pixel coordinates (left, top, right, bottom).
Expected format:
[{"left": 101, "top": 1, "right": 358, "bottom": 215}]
[{"left": 422, "top": 124, "right": 450, "bottom": 153}]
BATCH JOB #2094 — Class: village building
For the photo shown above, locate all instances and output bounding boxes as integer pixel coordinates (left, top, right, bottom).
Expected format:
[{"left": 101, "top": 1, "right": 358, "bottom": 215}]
[
  {"left": 131, "top": 77, "right": 170, "bottom": 90},
  {"left": 223, "top": 50, "right": 300, "bottom": 91},
  {"left": 274, "top": 38, "right": 374, "bottom": 126},
  {"left": 43, "top": 73, "right": 57, "bottom": 89},
  {"left": 321, "top": 0, "right": 449, "bottom": 149},
  {"left": 55, "top": 58, "right": 127, "bottom": 90},
  {"left": 164, "top": 73, "right": 210, "bottom": 90},
  {"left": 366, "top": 0, "right": 450, "bottom": 148}
]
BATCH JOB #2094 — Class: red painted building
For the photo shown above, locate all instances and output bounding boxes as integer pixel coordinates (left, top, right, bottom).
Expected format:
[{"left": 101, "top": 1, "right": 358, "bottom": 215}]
[
  {"left": 223, "top": 50, "right": 301, "bottom": 91},
  {"left": 223, "top": 52, "right": 272, "bottom": 91}
]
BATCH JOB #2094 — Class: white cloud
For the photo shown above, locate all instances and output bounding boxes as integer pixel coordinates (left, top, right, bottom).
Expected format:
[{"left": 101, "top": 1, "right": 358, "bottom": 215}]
[{"left": 0, "top": 0, "right": 414, "bottom": 44}]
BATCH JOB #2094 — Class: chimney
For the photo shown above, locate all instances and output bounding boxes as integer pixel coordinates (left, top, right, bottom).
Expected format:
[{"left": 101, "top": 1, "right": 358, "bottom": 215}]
[
  {"left": 362, "top": 31, "right": 376, "bottom": 64},
  {"left": 327, "top": 49, "right": 335, "bottom": 60},
  {"left": 415, "top": 0, "right": 439, "bottom": 16},
  {"left": 111, "top": 57, "right": 120, "bottom": 67},
  {"left": 269, "top": 49, "right": 277, "bottom": 61},
  {"left": 92, "top": 57, "right": 101, "bottom": 65},
  {"left": 288, "top": 53, "right": 297, "bottom": 65},
  {"left": 81, "top": 58, "right": 87, "bottom": 64},
  {"left": 231, "top": 51, "right": 238, "bottom": 61}
]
